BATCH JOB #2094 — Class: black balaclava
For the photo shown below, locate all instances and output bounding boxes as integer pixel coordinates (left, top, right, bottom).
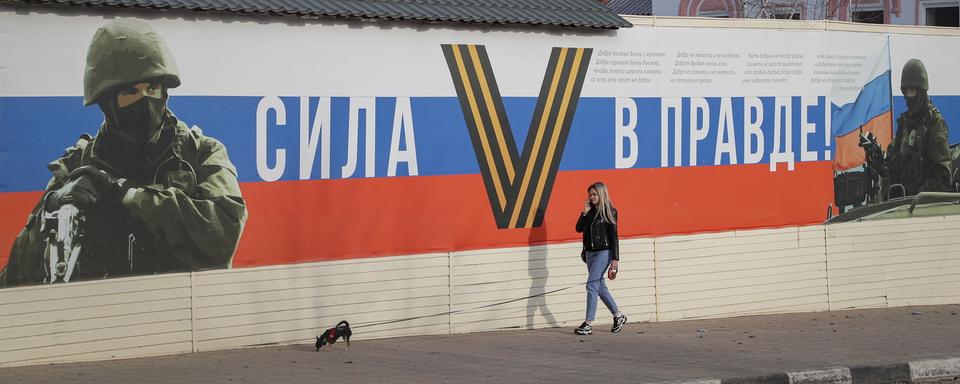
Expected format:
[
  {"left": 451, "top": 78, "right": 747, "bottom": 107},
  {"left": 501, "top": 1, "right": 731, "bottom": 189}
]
[
  {"left": 99, "top": 90, "right": 168, "bottom": 146},
  {"left": 904, "top": 89, "right": 928, "bottom": 117},
  {"left": 95, "top": 88, "right": 169, "bottom": 178}
]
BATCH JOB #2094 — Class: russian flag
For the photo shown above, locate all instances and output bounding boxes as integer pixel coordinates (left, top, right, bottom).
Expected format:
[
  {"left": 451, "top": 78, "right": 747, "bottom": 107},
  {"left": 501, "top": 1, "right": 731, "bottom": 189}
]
[
  {"left": 831, "top": 41, "right": 893, "bottom": 171},
  {"left": 831, "top": 71, "right": 894, "bottom": 171}
]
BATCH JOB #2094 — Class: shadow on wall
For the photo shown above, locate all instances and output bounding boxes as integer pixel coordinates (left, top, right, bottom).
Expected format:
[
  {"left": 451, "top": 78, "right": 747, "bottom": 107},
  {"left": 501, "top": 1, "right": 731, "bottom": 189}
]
[{"left": 527, "top": 225, "right": 559, "bottom": 329}]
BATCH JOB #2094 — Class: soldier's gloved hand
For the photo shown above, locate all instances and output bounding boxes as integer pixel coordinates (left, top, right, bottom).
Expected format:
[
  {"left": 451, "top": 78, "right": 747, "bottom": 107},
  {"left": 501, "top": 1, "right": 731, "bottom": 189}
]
[
  {"left": 46, "top": 175, "right": 103, "bottom": 211},
  {"left": 68, "top": 165, "right": 128, "bottom": 204},
  {"left": 45, "top": 166, "right": 127, "bottom": 211}
]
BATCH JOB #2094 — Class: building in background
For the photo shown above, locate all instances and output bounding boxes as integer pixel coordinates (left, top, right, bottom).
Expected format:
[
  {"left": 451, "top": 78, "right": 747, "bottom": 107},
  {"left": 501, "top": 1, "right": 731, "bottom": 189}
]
[{"left": 605, "top": 0, "right": 958, "bottom": 26}]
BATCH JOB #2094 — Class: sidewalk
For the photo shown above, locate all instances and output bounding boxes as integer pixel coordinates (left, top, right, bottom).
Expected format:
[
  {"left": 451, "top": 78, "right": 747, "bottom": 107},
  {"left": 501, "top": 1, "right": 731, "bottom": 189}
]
[{"left": 1, "top": 305, "right": 958, "bottom": 384}]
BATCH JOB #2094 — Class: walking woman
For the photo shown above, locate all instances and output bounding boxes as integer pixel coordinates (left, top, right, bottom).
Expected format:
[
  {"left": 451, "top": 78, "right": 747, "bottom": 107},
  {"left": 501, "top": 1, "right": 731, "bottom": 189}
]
[{"left": 574, "top": 182, "right": 626, "bottom": 335}]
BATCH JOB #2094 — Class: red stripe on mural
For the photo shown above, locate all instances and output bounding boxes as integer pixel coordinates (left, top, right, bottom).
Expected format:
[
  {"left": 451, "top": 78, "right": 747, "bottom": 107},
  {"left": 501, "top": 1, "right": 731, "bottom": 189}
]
[
  {"left": 634, "top": 161, "right": 833, "bottom": 235},
  {"left": 0, "top": 191, "right": 42, "bottom": 270},
  {"left": 0, "top": 162, "right": 833, "bottom": 270},
  {"left": 233, "top": 162, "right": 833, "bottom": 266}
]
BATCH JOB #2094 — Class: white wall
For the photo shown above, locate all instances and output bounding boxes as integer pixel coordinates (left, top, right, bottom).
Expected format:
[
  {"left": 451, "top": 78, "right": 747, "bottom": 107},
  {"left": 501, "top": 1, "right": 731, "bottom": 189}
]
[
  {"left": 655, "top": 226, "right": 829, "bottom": 321},
  {"left": 2, "top": 12, "right": 960, "bottom": 369},
  {"left": 826, "top": 215, "right": 960, "bottom": 309},
  {"left": 0, "top": 274, "right": 194, "bottom": 366},
  {"left": 2, "top": 216, "right": 958, "bottom": 367}
]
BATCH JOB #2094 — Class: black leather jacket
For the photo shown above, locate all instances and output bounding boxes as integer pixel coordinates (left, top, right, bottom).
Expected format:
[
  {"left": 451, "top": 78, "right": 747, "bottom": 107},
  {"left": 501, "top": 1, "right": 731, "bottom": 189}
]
[{"left": 576, "top": 207, "right": 619, "bottom": 261}]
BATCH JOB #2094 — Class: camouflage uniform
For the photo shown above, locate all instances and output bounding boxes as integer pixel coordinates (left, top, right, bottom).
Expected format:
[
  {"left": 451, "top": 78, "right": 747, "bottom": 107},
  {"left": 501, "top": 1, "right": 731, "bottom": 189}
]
[
  {"left": 0, "top": 20, "right": 247, "bottom": 287},
  {"left": 885, "top": 59, "right": 953, "bottom": 196}
]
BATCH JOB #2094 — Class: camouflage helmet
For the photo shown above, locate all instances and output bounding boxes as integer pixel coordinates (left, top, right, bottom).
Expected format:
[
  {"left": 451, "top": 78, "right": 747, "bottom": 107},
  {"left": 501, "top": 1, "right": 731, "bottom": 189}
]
[
  {"left": 900, "top": 58, "right": 928, "bottom": 93},
  {"left": 83, "top": 20, "right": 180, "bottom": 106}
]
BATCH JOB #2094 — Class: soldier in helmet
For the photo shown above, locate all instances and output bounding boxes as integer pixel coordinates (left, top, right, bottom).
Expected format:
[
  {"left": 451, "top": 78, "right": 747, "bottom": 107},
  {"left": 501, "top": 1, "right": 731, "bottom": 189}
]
[
  {"left": 0, "top": 20, "right": 247, "bottom": 287},
  {"left": 884, "top": 58, "right": 953, "bottom": 197}
]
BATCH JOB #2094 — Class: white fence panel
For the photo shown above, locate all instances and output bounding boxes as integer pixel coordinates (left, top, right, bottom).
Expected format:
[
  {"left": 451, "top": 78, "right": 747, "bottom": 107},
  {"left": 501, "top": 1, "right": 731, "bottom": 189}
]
[
  {"left": 4, "top": 217, "right": 960, "bottom": 367},
  {"left": 656, "top": 226, "right": 829, "bottom": 321},
  {"left": 191, "top": 253, "right": 451, "bottom": 351},
  {"left": 0, "top": 274, "right": 192, "bottom": 367},
  {"left": 825, "top": 216, "right": 960, "bottom": 310}
]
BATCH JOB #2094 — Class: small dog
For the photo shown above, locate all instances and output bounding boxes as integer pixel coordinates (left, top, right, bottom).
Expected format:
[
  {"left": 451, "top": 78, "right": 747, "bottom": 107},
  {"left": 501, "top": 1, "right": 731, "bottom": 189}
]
[{"left": 316, "top": 320, "right": 352, "bottom": 351}]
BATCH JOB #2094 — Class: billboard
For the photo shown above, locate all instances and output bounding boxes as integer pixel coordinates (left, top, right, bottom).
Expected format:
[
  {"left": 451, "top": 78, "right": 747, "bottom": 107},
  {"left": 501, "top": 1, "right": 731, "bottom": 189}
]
[{"left": 0, "top": 11, "right": 956, "bottom": 287}]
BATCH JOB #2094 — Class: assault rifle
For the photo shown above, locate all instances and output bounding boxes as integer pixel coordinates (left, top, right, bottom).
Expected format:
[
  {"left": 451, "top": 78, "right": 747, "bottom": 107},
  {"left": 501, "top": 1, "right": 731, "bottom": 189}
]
[
  {"left": 832, "top": 131, "right": 886, "bottom": 214},
  {"left": 41, "top": 204, "right": 85, "bottom": 283},
  {"left": 858, "top": 132, "right": 884, "bottom": 204}
]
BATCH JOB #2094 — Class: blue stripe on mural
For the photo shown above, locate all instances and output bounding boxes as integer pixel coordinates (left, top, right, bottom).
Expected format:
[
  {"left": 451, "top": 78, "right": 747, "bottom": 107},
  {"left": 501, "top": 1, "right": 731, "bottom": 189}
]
[{"left": 0, "top": 95, "right": 837, "bottom": 192}]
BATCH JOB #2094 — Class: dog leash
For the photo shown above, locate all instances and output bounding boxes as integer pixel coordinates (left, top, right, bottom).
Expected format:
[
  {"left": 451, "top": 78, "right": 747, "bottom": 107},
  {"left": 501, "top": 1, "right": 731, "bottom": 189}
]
[{"left": 351, "top": 277, "right": 605, "bottom": 330}]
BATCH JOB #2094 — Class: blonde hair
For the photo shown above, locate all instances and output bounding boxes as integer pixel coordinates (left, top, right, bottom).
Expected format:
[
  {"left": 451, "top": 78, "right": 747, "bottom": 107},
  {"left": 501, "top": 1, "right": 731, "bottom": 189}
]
[{"left": 588, "top": 182, "right": 616, "bottom": 225}]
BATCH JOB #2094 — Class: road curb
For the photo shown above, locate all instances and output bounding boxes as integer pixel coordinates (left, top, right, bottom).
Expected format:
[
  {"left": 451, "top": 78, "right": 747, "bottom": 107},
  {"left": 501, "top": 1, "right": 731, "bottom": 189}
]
[
  {"left": 646, "top": 358, "right": 960, "bottom": 384},
  {"left": 787, "top": 367, "right": 851, "bottom": 384},
  {"left": 849, "top": 363, "right": 910, "bottom": 384},
  {"left": 908, "top": 358, "right": 960, "bottom": 382}
]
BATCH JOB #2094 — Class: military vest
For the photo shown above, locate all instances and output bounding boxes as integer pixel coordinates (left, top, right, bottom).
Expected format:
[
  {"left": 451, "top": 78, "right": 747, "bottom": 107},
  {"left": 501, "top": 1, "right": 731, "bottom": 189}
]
[
  {"left": 890, "top": 108, "right": 937, "bottom": 196},
  {"left": 56, "top": 120, "right": 206, "bottom": 279}
]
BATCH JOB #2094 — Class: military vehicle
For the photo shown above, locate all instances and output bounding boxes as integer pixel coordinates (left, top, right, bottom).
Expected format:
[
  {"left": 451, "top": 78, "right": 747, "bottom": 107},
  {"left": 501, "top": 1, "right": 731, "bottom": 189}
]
[{"left": 828, "top": 140, "right": 960, "bottom": 223}]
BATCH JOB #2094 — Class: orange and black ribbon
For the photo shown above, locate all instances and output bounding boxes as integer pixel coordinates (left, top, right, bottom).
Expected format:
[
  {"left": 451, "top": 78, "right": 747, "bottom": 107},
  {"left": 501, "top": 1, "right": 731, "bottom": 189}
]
[{"left": 442, "top": 44, "right": 592, "bottom": 228}]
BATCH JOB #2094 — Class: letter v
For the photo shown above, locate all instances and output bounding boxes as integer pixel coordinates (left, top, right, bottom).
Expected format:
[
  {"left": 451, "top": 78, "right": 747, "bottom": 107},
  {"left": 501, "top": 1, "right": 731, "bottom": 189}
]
[{"left": 442, "top": 44, "right": 592, "bottom": 229}]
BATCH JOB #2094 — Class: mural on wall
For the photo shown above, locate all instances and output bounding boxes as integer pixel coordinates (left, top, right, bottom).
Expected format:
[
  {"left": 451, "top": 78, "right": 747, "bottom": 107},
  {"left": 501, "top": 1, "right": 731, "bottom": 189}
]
[
  {"left": 832, "top": 35, "right": 960, "bottom": 212},
  {"left": 0, "top": 20, "right": 247, "bottom": 287},
  {"left": 888, "top": 34, "right": 960, "bottom": 194},
  {"left": 0, "top": 14, "right": 957, "bottom": 287}
]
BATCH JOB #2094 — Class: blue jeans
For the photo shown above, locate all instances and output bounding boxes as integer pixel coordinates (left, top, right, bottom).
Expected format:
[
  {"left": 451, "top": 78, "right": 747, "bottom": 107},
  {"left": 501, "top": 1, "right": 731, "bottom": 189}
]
[{"left": 584, "top": 249, "right": 619, "bottom": 321}]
